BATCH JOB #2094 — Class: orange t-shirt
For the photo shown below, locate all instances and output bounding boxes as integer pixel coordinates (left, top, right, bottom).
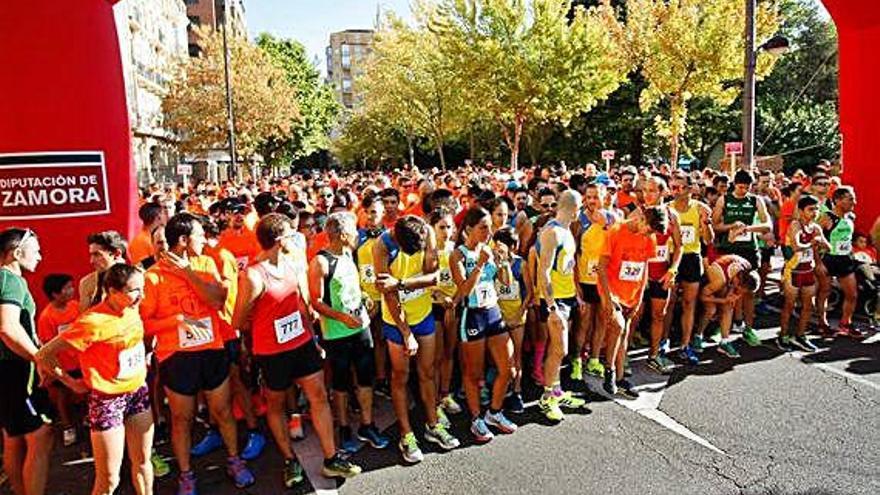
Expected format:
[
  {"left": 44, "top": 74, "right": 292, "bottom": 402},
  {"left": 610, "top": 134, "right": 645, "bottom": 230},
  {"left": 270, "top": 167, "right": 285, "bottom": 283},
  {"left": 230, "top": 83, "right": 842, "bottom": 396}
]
[
  {"left": 602, "top": 224, "right": 656, "bottom": 308},
  {"left": 616, "top": 190, "right": 637, "bottom": 209},
  {"left": 37, "top": 301, "right": 80, "bottom": 372},
  {"left": 203, "top": 244, "right": 239, "bottom": 342},
  {"left": 61, "top": 301, "right": 147, "bottom": 395},
  {"left": 778, "top": 199, "right": 796, "bottom": 242},
  {"left": 128, "top": 229, "right": 153, "bottom": 265},
  {"left": 140, "top": 257, "right": 225, "bottom": 362},
  {"left": 307, "top": 231, "right": 329, "bottom": 262},
  {"left": 218, "top": 227, "right": 260, "bottom": 270}
]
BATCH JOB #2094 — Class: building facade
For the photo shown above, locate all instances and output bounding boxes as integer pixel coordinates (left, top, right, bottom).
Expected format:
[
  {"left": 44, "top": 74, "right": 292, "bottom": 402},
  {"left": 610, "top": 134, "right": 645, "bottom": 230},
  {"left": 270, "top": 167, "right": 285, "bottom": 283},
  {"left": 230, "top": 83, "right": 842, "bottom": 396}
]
[
  {"left": 185, "top": 0, "right": 248, "bottom": 57},
  {"left": 114, "top": 0, "right": 189, "bottom": 187},
  {"left": 326, "top": 30, "right": 374, "bottom": 110}
]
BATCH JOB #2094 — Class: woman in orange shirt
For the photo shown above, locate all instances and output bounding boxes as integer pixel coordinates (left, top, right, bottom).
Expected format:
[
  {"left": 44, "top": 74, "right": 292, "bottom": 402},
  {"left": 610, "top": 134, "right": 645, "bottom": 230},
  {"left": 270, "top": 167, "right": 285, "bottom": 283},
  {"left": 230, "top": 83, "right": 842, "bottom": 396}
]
[{"left": 36, "top": 264, "right": 153, "bottom": 495}]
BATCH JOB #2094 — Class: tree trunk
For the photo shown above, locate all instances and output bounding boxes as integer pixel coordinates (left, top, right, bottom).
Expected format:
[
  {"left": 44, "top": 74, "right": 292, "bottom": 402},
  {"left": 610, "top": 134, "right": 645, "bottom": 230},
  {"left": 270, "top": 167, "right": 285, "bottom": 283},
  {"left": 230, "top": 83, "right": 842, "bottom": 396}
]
[
  {"left": 407, "top": 133, "right": 415, "bottom": 169},
  {"left": 510, "top": 115, "right": 525, "bottom": 171},
  {"left": 668, "top": 96, "right": 686, "bottom": 170},
  {"left": 469, "top": 128, "right": 476, "bottom": 162}
]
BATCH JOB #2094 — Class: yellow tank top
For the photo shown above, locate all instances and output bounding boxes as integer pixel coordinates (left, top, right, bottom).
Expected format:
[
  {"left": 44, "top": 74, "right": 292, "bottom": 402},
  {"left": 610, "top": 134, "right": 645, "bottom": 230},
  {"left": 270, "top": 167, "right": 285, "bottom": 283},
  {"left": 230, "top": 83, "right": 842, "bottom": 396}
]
[
  {"left": 356, "top": 236, "right": 381, "bottom": 301},
  {"left": 539, "top": 220, "right": 577, "bottom": 300},
  {"left": 381, "top": 239, "right": 433, "bottom": 326},
  {"left": 577, "top": 223, "right": 607, "bottom": 285},
  {"left": 435, "top": 241, "right": 457, "bottom": 298},
  {"left": 674, "top": 200, "right": 702, "bottom": 254}
]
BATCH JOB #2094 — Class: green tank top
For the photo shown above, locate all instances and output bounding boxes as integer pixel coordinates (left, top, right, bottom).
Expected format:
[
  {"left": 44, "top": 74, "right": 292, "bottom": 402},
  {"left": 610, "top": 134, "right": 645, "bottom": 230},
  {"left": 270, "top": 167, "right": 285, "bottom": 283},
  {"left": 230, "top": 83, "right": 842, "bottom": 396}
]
[
  {"left": 825, "top": 212, "right": 854, "bottom": 256},
  {"left": 721, "top": 193, "right": 757, "bottom": 250},
  {"left": 319, "top": 250, "right": 369, "bottom": 341}
]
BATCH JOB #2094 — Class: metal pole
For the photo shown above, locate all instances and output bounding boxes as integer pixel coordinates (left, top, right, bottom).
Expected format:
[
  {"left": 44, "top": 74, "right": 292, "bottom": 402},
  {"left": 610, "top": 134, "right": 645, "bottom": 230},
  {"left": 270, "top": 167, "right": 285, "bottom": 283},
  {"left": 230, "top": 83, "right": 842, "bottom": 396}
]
[
  {"left": 742, "top": 0, "right": 756, "bottom": 171},
  {"left": 221, "top": 0, "right": 239, "bottom": 182}
]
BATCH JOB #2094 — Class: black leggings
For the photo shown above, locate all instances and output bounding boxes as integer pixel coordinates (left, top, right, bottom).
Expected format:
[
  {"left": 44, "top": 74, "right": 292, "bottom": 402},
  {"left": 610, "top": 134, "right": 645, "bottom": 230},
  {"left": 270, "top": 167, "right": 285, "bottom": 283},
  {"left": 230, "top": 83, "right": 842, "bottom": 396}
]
[{"left": 323, "top": 329, "right": 375, "bottom": 392}]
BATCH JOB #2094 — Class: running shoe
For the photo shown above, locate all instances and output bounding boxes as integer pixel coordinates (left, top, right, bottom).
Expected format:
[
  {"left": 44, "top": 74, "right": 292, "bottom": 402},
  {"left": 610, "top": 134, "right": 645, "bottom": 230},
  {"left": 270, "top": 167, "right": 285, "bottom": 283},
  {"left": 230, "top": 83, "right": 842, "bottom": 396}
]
[
  {"left": 240, "top": 430, "right": 267, "bottom": 461},
  {"left": 505, "top": 392, "right": 525, "bottom": 414},
  {"left": 357, "top": 424, "right": 390, "bottom": 449},
  {"left": 558, "top": 391, "right": 587, "bottom": 409},
  {"left": 339, "top": 426, "right": 362, "bottom": 454},
  {"left": 226, "top": 456, "right": 255, "bottom": 489},
  {"left": 585, "top": 358, "right": 605, "bottom": 378},
  {"left": 836, "top": 323, "right": 865, "bottom": 338},
  {"left": 538, "top": 394, "right": 564, "bottom": 422},
  {"left": 283, "top": 458, "right": 305, "bottom": 488},
  {"left": 659, "top": 338, "right": 671, "bottom": 355},
  {"left": 647, "top": 355, "right": 672, "bottom": 375},
  {"left": 691, "top": 335, "right": 705, "bottom": 353},
  {"left": 399, "top": 432, "right": 424, "bottom": 463},
  {"left": 709, "top": 326, "right": 723, "bottom": 343},
  {"left": 321, "top": 453, "right": 362, "bottom": 479},
  {"left": 570, "top": 357, "right": 583, "bottom": 381},
  {"left": 602, "top": 369, "right": 617, "bottom": 396},
  {"left": 775, "top": 335, "right": 794, "bottom": 352},
  {"left": 742, "top": 326, "right": 761, "bottom": 347},
  {"left": 436, "top": 406, "right": 451, "bottom": 429},
  {"left": 374, "top": 379, "right": 392, "bottom": 399},
  {"left": 424, "top": 422, "right": 460, "bottom": 450},
  {"left": 679, "top": 345, "right": 699, "bottom": 365},
  {"left": 485, "top": 410, "right": 518, "bottom": 434},
  {"left": 190, "top": 429, "right": 223, "bottom": 457},
  {"left": 792, "top": 335, "right": 818, "bottom": 353},
  {"left": 718, "top": 341, "right": 741, "bottom": 358},
  {"left": 177, "top": 471, "right": 198, "bottom": 495},
  {"left": 440, "top": 393, "right": 463, "bottom": 415},
  {"left": 470, "top": 417, "right": 495, "bottom": 443},
  {"left": 615, "top": 379, "right": 639, "bottom": 399},
  {"left": 151, "top": 451, "right": 171, "bottom": 479}
]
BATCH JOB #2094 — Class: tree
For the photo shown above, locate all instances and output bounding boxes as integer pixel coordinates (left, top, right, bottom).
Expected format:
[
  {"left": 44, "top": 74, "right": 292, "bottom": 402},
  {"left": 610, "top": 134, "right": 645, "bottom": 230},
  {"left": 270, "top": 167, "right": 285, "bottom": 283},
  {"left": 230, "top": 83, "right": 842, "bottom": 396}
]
[
  {"left": 427, "top": 0, "right": 628, "bottom": 169},
  {"left": 603, "top": 0, "right": 780, "bottom": 166},
  {"left": 332, "top": 108, "right": 409, "bottom": 167},
  {"left": 163, "top": 28, "right": 299, "bottom": 162},
  {"left": 255, "top": 34, "right": 341, "bottom": 169}
]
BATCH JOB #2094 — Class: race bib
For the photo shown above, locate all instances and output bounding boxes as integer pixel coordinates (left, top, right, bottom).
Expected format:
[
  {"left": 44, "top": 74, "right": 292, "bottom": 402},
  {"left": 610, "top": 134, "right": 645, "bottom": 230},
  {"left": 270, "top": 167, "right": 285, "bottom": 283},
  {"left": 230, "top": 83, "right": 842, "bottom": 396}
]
[
  {"left": 651, "top": 245, "right": 669, "bottom": 262},
  {"left": 352, "top": 304, "right": 371, "bottom": 329},
  {"left": 274, "top": 311, "right": 304, "bottom": 345},
  {"left": 117, "top": 342, "right": 146, "bottom": 380},
  {"left": 178, "top": 317, "right": 214, "bottom": 349},
  {"left": 681, "top": 225, "right": 697, "bottom": 244},
  {"left": 236, "top": 256, "right": 249, "bottom": 270},
  {"left": 586, "top": 259, "right": 599, "bottom": 275},
  {"left": 473, "top": 281, "right": 498, "bottom": 307},
  {"left": 835, "top": 240, "right": 852, "bottom": 255},
  {"left": 399, "top": 287, "right": 425, "bottom": 303},
  {"left": 619, "top": 261, "right": 645, "bottom": 282},
  {"left": 800, "top": 248, "right": 814, "bottom": 264},
  {"left": 734, "top": 230, "right": 752, "bottom": 243},
  {"left": 438, "top": 267, "right": 455, "bottom": 287},
  {"left": 360, "top": 264, "right": 376, "bottom": 284},
  {"left": 497, "top": 280, "right": 520, "bottom": 302}
]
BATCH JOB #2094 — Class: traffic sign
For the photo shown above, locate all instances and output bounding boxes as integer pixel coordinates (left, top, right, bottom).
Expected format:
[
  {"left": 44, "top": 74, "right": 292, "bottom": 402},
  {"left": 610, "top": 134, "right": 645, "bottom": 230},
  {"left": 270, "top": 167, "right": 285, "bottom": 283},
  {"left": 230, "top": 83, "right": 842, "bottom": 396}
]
[
  {"left": 601, "top": 150, "right": 616, "bottom": 160},
  {"left": 724, "top": 142, "right": 743, "bottom": 155},
  {"left": 177, "top": 164, "right": 193, "bottom": 175}
]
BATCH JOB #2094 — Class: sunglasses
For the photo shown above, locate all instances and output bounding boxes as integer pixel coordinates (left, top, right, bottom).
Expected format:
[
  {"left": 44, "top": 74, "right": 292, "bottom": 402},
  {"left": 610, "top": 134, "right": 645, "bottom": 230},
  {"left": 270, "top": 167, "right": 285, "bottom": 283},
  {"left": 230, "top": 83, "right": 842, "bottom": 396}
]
[{"left": 541, "top": 202, "right": 558, "bottom": 209}]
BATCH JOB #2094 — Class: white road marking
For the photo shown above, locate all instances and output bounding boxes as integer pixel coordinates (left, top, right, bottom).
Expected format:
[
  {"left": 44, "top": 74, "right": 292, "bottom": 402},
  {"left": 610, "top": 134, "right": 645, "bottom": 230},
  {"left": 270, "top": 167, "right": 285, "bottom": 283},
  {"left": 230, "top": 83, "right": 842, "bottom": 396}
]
[{"left": 810, "top": 362, "right": 880, "bottom": 392}]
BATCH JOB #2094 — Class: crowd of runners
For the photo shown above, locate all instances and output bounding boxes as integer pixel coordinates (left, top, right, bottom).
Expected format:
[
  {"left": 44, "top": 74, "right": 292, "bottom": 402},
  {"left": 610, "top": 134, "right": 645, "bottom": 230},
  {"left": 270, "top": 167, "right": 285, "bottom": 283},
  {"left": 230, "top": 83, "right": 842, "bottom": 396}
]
[{"left": 1, "top": 160, "right": 877, "bottom": 495}]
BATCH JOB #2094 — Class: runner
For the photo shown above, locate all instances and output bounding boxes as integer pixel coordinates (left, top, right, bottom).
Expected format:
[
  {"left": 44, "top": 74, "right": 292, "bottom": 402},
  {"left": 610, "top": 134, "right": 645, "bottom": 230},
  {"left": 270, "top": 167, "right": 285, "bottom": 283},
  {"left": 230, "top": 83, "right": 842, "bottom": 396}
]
[
  {"left": 373, "top": 215, "right": 460, "bottom": 463},
  {"left": 355, "top": 195, "right": 390, "bottom": 398},
  {"left": 778, "top": 195, "right": 828, "bottom": 352},
  {"left": 668, "top": 174, "right": 714, "bottom": 364},
  {"left": 536, "top": 190, "right": 587, "bottom": 421},
  {"left": 450, "top": 207, "right": 518, "bottom": 441},
  {"left": 573, "top": 182, "right": 615, "bottom": 380},
  {"left": 0, "top": 228, "right": 54, "bottom": 495},
  {"left": 217, "top": 200, "right": 260, "bottom": 271},
  {"left": 234, "top": 213, "right": 361, "bottom": 488},
  {"left": 36, "top": 263, "right": 153, "bottom": 495},
  {"left": 428, "top": 207, "right": 463, "bottom": 419},
  {"left": 712, "top": 170, "right": 770, "bottom": 348},
  {"left": 816, "top": 186, "right": 863, "bottom": 337},
  {"left": 130, "top": 202, "right": 165, "bottom": 266},
  {"left": 597, "top": 207, "right": 665, "bottom": 397},
  {"left": 140, "top": 213, "right": 255, "bottom": 494},
  {"left": 79, "top": 231, "right": 128, "bottom": 311},
  {"left": 695, "top": 255, "right": 760, "bottom": 358},
  {"left": 36, "top": 274, "right": 81, "bottom": 446},
  {"left": 309, "top": 212, "right": 389, "bottom": 454},
  {"left": 492, "top": 227, "right": 529, "bottom": 413}
]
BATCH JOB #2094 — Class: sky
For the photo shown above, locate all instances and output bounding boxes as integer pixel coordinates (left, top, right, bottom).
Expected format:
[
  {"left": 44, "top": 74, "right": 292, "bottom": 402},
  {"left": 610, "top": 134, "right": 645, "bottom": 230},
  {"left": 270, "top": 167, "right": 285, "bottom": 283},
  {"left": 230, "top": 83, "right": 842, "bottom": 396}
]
[{"left": 247, "top": 0, "right": 415, "bottom": 73}]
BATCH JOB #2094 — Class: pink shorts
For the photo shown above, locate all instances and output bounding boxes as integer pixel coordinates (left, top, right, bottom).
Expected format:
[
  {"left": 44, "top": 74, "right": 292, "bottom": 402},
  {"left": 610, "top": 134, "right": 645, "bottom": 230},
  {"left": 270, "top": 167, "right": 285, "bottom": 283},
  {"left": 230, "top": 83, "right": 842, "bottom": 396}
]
[{"left": 87, "top": 384, "right": 150, "bottom": 432}]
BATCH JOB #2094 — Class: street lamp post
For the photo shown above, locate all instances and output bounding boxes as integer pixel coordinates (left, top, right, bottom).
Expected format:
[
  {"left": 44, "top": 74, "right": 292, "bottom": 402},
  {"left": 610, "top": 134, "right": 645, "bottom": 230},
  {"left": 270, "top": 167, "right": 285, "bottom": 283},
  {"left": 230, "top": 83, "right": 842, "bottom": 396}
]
[
  {"left": 742, "top": 0, "right": 789, "bottom": 170},
  {"left": 221, "top": 0, "right": 239, "bottom": 181}
]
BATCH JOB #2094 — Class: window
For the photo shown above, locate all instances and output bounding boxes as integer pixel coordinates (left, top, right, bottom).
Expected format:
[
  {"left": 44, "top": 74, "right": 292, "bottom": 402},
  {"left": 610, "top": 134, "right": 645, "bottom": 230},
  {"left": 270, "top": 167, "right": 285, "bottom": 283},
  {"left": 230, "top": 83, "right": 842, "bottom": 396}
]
[
  {"left": 188, "top": 43, "right": 201, "bottom": 57},
  {"left": 341, "top": 44, "right": 351, "bottom": 69},
  {"left": 342, "top": 78, "right": 352, "bottom": 93}
]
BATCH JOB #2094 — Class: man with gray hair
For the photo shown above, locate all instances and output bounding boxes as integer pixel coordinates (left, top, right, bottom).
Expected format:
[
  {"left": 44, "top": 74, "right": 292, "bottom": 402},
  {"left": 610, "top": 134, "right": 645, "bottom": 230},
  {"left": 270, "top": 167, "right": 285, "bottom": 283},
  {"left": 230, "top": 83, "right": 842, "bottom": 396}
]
[
  {"left": 536, "top": 189, "right": 587, "bottom": 422},
  {"left": 309, "top": 212, "right": 390, "bottom": 454}
]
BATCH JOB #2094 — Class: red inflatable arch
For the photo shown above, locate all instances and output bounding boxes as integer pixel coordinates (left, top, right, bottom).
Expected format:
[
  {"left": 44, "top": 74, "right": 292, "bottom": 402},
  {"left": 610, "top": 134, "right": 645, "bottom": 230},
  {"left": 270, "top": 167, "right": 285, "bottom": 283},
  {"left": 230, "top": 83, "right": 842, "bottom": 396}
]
[
  {"left": 822, "top": 0, "right": 880, "bottom": 232},
  {"left": 0, "top": 0, "right": 137, "bottom": 307}
]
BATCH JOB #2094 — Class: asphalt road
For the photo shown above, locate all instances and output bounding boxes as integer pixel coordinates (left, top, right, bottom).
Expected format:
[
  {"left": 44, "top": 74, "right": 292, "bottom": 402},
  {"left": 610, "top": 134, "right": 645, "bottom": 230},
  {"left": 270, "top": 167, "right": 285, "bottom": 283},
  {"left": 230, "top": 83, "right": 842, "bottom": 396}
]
[{"left": 13, "top": 293, "right": 880, "bottom": 495}]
